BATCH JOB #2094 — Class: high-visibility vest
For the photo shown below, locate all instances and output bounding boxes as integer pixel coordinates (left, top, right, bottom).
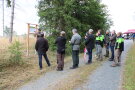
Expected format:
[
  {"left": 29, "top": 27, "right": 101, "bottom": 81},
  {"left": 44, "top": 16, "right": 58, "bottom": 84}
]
[
  {"left": 96, "top": 35, "right": 104, "bottom": 42},
  {"left": 116, "top": 37, "right": 124, "bottom": 48}
]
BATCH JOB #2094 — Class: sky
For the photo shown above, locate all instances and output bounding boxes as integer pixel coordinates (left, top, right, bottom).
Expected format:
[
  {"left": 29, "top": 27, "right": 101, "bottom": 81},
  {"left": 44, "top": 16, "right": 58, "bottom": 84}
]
[
  {"left": 0, "top": 0, "right": 39, "bottom": 36},
  {"left": 0, "top": 0, "right": 135, "bottom": 36},
  {"left": 102, "top": 0, "right": 135, "bottom": 32}
]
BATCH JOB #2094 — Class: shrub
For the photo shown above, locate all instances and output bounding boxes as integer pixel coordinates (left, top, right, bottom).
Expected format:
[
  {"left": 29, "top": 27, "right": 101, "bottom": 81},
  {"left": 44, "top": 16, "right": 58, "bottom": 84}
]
[{"left": 8, "top": 41, "right": 23, "bottom": 65}]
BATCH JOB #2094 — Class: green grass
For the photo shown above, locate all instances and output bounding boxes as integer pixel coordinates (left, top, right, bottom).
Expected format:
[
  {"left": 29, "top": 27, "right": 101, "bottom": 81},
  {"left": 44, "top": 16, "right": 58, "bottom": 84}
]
[{"left": 123, "top": 43, "right": 135, "bottom": 90}]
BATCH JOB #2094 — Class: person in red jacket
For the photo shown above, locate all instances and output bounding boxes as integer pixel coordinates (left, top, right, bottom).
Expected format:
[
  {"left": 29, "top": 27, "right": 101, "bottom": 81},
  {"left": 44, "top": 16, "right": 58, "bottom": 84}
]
[{"left": 35, "top": 33, "right": 51, "bottom": 70}]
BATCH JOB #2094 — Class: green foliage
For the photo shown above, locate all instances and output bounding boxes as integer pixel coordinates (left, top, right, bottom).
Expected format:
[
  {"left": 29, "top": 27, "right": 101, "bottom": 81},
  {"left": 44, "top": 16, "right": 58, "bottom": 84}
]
[
  {"left": 3, "top": 26, "right": 17, "bottom": 37},
  {"left": 8, "top": 41, "right": 23, "bottom": 65},
  {"left": 5, "top": 0, "right": 11, "bottom": 7},
  {"left": 65, "top": 42, "right": 72, "bottom": 55},
  {"left": 47, "top": 36, "right": 57, "bottom": 51},
  {"left": 37, "top": 0, "right": 112, "bottom": 34},
  {"left": 37, "top": 0, "right": 112, "bottom": 54}
]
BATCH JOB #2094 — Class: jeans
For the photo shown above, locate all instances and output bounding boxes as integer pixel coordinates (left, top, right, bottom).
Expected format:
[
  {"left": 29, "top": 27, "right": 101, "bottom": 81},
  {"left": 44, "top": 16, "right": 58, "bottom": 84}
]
[
  {"left": 72, "top": 50, "right": 79, "bottom": 67},
  {"left": 110, "top": 46, "right": 115, "bottom": 60},
  {"left": 38, "top": 52, "right": 50, "bottom": 69},
  {"left": 87, "top": 48, "right": 93, "bottom": 63}
]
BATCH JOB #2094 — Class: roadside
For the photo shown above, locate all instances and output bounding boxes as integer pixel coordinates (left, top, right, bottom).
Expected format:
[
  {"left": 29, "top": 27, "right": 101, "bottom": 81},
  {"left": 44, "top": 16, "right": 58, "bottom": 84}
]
[
  {"left": 75, "top": 40, "right": 133, "bottom": 90},
  {"left": 122, "top": 42, "right": 135, "bottom": 90},
  {"left": 18, "top": 49, "right": 106, "bottom": 90},
  {"left": 0, "top": 51, "right": 72, "bottom": 90}
]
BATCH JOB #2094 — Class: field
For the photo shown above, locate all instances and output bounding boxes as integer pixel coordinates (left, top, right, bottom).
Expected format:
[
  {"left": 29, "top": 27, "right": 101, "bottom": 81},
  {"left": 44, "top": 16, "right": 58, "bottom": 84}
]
[{"left": 0, "top": 36, "right": 72, "bottom": 90}]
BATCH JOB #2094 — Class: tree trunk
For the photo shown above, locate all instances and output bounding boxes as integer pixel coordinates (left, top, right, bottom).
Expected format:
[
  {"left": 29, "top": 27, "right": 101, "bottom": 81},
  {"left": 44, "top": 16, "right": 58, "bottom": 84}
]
[
  {"left": 2, "top": 0, "right": 4, "bottom": 36},
  {"left": 9, "top": 0, "right": 15, "bottom": 43}
]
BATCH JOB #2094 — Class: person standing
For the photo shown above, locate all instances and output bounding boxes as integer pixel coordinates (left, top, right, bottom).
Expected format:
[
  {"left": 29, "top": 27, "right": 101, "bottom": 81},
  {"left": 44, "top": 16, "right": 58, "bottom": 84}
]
[
  {"left": 85, "top": 29, "right": 95, "bottom": 64},
  {"left": 95, "top": 30, "right": 104, "bottom": 61},
  {"left": 55, "top": 31, "right": 66, "bottom": 71},
  {"left": 109, "top": 30, "right": 117, "bottom": 61},
  {"left": 104, "top": 30, "right": 110, "bottom": 57},
  {"left": 111, "top": 32, "right": 124, "bottom": 67},
  {"left": 133, "top": 33, "right": 135, "bottom": 42},
  {"left": 35, "top": 33, "right": 51, "bottom": 70},
  {"left": 70, "top": 29, "right": 81, "bottom": 69},
  {"left": 34, "top": 28, "right": 43, "bottom": 38}
]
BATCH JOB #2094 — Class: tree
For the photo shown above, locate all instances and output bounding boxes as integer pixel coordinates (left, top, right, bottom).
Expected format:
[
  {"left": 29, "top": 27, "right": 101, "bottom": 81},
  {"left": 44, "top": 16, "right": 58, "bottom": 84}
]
[
  {"left": 3, "top": 26, "right": 17, "bottom": 37},
  {"left": 38, "top": 0, "right": 112, "bottom": 36},
  {"left": 9, "top": 0, "right": 15, "bottom": 43},
  {"left": 2, "top": 0, "right": 11, "bottom": 36},
  {"left": 37, "top": 0, "right": 112, "bottom": 52}
]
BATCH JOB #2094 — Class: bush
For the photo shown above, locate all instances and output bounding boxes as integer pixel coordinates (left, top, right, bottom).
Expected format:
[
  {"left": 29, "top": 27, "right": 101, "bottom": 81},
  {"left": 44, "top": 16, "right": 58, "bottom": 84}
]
[{"left": 8, "top": 41, "right": 23, "bottom": 65}]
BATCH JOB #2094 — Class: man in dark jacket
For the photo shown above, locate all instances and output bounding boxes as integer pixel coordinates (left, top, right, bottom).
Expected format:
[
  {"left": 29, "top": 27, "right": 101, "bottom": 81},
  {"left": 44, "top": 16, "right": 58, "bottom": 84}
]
[
  {"left": 35, "top": 33, "right": 51, "bottom": 70},
  {"left": 85, "top": 29, "right": 95, "bottom": 64},
  {"left": 109, "top": 30, "right": 117, "bottom": 61},
  {"left": 104, "top": 30, "right": 110, "bottom": 57},
  {"left": 55, "top": 31, "right": 66, "bottom": 71},
  {"left": 111, "top": 32, "right": 124, "bottom": 67}
]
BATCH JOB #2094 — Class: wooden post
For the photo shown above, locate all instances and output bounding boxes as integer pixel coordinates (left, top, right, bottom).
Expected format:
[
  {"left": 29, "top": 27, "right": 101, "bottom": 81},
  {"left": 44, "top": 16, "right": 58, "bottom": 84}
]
[
  {"left": 35, "top": 24, "right": 38, "bottom": 54},
  {"left": 27, "top": 23, "right": 30, "bottom": 56}
]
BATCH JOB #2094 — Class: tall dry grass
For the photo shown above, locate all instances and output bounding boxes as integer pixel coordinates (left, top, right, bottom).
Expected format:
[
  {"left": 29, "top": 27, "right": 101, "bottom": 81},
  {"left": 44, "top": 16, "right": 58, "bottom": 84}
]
[{"left": 0, "top": 35, "right": 37, "bottom": 66}]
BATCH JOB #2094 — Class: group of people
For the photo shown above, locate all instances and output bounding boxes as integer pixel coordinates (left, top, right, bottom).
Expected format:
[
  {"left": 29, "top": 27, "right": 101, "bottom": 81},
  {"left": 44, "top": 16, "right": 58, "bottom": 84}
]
[{"left": 35, "top": 28, "right": 124, "bottom": 71}]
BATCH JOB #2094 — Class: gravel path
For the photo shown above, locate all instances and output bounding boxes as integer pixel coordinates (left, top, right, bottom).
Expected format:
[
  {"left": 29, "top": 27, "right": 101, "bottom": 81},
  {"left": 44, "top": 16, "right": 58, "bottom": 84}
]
[
  {"left": 75, "top": 40, "right": 133, "bottom": 90},
  {"left": 18, "top": 51, "right": 98, "bottom": 90}
]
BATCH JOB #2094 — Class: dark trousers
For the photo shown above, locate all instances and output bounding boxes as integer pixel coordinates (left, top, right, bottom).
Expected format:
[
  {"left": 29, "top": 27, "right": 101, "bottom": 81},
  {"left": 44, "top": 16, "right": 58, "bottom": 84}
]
[
  {"left": 57, "top": 53, "right": 65, "bottom": 69},
  {"left": 72, "top": 50, "right": 79, "bottom": 67},
  {"left": 38, "top": 52, "right": 50, "bottom": 69},
  {"left": 87, "top": 48, "right": 93, "bottom": 63},
  {"left": 105, "top": 43, "right": 109, "bottom": 56},
  {"left": 110, "top": 46, "right": 115, "bottom": 60}
]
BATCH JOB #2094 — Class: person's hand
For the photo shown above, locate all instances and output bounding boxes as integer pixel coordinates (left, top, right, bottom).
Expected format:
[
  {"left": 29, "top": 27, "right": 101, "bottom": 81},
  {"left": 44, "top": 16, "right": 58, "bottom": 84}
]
[
  {"left": 85, "top": 36, "right": 87, "bottom": 39},
  {"left": 96, "top": 33, "right": 98, "bottom": 36}
]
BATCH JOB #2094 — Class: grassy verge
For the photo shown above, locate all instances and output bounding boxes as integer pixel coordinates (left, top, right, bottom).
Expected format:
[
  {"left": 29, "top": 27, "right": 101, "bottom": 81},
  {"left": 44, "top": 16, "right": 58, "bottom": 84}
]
[
  {"left": 0, "top": 51, "right": 72, "bottom": 90},
  {"left": 123, "top": 43, "right": 135, "bottom": 90}
]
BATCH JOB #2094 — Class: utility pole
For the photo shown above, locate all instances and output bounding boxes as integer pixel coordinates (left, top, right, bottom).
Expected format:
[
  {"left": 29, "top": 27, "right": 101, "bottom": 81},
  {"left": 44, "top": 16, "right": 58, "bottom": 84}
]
[
  {"left": 9, "top": 0, "right": 15, "bottom": 43},
  {"left": 2, "top": 0, "right": 4, "bottom": 36}
]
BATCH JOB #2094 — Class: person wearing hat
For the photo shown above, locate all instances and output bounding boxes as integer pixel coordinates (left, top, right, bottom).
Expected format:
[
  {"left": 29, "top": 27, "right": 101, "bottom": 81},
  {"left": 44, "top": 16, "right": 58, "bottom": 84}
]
[
  {"left": 35, "top": 33, "right": 51, "bottom": 70},
  {"left": 85, "top": 29, "right": 95, "bottom": 64},
  {"left": 111, "top": 32, "right": 124, "bottom": 67},
  {"left": 104, "top": 30, "right": 110, "bottom": 57},
  {"left": 55, "top": 31, "right": 67, "bottom": 71}
]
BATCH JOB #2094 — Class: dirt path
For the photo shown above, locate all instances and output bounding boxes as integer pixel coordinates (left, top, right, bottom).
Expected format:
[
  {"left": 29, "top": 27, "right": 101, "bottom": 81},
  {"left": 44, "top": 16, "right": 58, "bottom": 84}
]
[{"left": 75, "top": 40, "right": 133, "bottom": 90}]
